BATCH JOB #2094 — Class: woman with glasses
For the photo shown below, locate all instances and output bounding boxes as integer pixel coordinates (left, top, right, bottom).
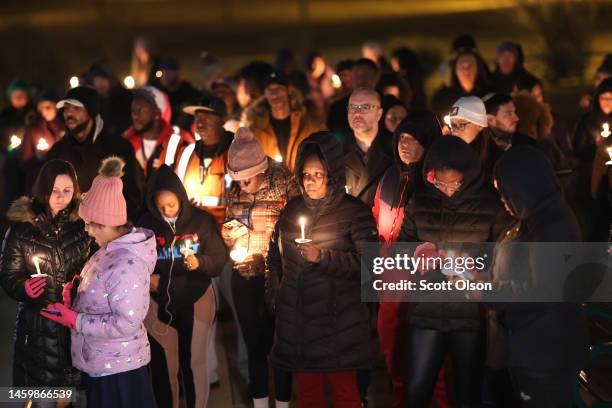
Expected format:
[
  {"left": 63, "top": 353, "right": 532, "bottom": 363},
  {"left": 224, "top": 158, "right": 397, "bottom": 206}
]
[
  {"left": 223, "top": 127, "right": 299, "bottom": 408},
  {"left": 399, "top": 136, "right": 508, "bottom": 407},
  {"left": 266, "top": 131, "right": 378, "bottom": 407}
]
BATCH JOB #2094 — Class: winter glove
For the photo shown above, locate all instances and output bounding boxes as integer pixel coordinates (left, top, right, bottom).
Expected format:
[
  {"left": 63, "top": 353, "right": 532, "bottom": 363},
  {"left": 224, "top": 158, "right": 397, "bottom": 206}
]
[
  {"left": 24, "top": 277, "right": 47, "bottom": 299},
  {"left": 62, "top": 274, "right": 81, "bottom": 307},
  {"left": 40, "top": 303, "right": 78, "bottom": 330}
]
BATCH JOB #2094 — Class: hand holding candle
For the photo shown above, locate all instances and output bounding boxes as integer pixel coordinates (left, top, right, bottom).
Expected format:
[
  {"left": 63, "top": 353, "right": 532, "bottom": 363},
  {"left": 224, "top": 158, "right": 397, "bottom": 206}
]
[
  {"left": 230, "top": 243, "right": 248, "bottom": 263},
  {"left": 295, "top": 216, "right": 312, "bottom": 244},
  {"left": 36, "top": 138, "right": 50, "bottom": 151}
]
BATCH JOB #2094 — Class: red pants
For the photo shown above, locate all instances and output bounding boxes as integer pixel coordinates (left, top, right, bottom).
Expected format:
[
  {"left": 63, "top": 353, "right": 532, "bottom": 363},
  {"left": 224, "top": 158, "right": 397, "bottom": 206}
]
[
  {"left": 296, "top": 371, "right": 361, "bottom": 408},
  {"left": 378, "top": 301, "right": 453, "bottom": 408}
]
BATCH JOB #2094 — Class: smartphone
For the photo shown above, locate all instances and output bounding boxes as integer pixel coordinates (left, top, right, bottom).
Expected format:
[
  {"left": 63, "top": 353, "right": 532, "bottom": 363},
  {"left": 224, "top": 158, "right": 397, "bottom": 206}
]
[
  {"left": 41, "top": 308, "right": 61, "bottom": 315},
  {"left": 222, "top": 218, "right": 249, "bottom": 239}
]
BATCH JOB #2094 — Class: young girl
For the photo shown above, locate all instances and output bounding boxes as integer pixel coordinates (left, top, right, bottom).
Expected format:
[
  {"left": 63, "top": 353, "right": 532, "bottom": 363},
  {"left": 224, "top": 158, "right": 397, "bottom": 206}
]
[{"left": 40, "top": 157, "right": 157, "bottom": 408}]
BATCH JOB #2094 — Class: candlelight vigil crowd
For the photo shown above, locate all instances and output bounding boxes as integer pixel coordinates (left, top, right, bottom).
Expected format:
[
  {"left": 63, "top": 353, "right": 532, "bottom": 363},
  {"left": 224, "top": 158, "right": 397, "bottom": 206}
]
[{"left": 0, "top": 34, "right": 610, "bottom": 408}]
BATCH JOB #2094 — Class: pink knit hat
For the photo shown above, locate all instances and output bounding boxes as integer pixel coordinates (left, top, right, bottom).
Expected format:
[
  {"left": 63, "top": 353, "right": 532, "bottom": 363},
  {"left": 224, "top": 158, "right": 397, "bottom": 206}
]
[
  {"left": 227, "top": 127, "right": 269, "bottom": 181},
  {"left": 79, "top": 156, "right": 127, "bottom": 227}
]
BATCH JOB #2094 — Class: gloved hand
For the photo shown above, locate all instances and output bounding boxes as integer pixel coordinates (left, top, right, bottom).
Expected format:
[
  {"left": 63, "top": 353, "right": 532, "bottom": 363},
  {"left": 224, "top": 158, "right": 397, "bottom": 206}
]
[
  {"left": 62, "top": 275, "right": 81, "bottom": 307},
  {"left": 24, "top": 277, "right": 47, "bottom": 299},
  {"left": 40, "top": 303, "right": 77, "bottom": 330},
  {"left": 414, "top": 242, "right": 445, "bottom": 275}
]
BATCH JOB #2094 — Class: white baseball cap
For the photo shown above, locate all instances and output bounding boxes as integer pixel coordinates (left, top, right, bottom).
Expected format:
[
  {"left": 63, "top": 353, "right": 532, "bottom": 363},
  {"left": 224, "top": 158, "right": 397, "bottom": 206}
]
[{"left": 450, "top": 96, "right": 488, "bottom": 128}]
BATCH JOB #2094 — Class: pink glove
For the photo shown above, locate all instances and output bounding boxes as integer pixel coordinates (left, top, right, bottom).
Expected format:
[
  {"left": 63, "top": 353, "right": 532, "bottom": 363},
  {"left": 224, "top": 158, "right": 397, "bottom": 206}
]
[
  {"left": 40, "top": 303, "right": 77, "bottom": 330},
  {"left": 24, "top": 277, "right": 47, "bottom": 299},
  {"left": 414, "top": 242, "right": 445, "bottom": 275},
  {"left": 62, "top": 275, "right": 81, "bottom": 307}
]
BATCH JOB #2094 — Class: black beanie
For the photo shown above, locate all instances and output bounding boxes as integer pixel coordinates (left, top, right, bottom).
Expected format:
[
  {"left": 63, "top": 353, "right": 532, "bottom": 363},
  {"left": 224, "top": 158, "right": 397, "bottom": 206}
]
[
  {"left": 57, "top": 86, "right": 100, "bottom": 119},
  {"left": 394, "top": 109, "right": 442, "bottom": 150}
]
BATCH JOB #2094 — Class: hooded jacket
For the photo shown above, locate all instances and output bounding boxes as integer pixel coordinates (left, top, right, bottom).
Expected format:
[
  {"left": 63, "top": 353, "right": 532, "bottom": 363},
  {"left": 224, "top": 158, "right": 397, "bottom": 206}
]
[
  {"left": 45, "top": 116, "right": 144, "bottom": 222},
  {"left": 138, "top": 165, "right": 228, "bottom": 324},
  {"left": 490, "top": 145, "right": 587, "bottom": 370},
  {"left": 573, "top": 78, "right": 612, "bottom": 163},
  {"left": 373, "top": 110, "right": 440, "bottom": 244},
  {"left": 71, "top": 227, "right": 157, "bottom": 375},
  {"left": 399, "top": 136, "right": 509, "bottom": 331},
  {"left": 266, "top": 131, "right": 378, "bottom": 372},
  {"left": 0, "top": 197, "right": 90, "bottom": 387}
]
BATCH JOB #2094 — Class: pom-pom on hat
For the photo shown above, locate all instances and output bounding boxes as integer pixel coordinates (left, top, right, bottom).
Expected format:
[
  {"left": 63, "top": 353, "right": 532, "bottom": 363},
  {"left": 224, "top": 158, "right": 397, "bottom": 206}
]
[
  {"left": 227, "top": 127, "right": 269, "bottom": 181},
  {"left": 78, "top": 156, "right": 127, "bottom": 227}
]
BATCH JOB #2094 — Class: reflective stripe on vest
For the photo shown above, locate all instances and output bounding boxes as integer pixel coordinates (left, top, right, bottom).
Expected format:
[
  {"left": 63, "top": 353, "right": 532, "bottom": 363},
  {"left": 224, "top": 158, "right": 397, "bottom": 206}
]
[
  {"left": 176, "top": 143, "right": 196, "bottom": 182},
  {"left": 165, "top": 130, "right": 182, "bottom": 167}
]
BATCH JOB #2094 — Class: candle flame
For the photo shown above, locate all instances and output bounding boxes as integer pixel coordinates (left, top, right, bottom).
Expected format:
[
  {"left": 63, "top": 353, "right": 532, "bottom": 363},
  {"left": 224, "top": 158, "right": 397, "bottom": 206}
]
[
  {"left": 123, "top": 76, "right": 135, "bottom": 89},
  {"left": 274, "top": 155, "right": 283, "bottom": 163},
  {"left": 230, "top": 243, "right": 248, "bottom": 262},
  {"left": 69, "top": 76, "right": 79, "bottom": 88},
  {"left": 36, "top": 138, "right": 50, "bottom": 151},
  {"left": 9, "top": 135, "right": 22, "bottom": 150},
  {"left": 331, "top": 74, "right": 341, "bottom": 89}
]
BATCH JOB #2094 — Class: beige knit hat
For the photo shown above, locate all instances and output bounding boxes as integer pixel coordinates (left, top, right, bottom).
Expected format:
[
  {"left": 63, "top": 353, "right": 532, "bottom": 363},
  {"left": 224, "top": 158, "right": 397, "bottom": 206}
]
[
  {"left": 78, "top": 156, "right": 127, "bottom": 227},
  {"left": 227, "top": 127, "right": 269, "bottom": 181}
]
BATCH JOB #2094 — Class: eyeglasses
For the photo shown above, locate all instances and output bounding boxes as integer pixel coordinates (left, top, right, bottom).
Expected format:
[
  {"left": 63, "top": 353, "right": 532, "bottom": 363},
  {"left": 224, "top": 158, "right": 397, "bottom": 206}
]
[
  {"left": 349, "top": 104, "right": 380, "bottom": 114},
  {"left": 432, "top": 178, "right": 462, "bottom": 192},
  {"left": 450, "top": 121, "right": 472, "bottom": 131}
]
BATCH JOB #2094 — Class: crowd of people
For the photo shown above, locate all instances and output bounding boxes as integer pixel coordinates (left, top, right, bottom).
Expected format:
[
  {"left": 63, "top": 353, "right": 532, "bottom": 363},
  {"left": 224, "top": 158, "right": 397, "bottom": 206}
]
[{"left": 0, "top": 35, "right": 610, "bottom": 408}]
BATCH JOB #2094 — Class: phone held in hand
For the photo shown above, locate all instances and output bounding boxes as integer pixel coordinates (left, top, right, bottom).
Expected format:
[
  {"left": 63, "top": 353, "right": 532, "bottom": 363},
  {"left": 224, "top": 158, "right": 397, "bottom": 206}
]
[{"left": 222, "top": 218, "right": 250, "bottom": 240}]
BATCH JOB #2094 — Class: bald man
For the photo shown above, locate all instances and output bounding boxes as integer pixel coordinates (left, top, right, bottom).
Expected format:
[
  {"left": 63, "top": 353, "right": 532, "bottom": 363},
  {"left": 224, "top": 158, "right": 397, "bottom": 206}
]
[{"left": 344, "top": 87, "right": 393, "bottom": 207}]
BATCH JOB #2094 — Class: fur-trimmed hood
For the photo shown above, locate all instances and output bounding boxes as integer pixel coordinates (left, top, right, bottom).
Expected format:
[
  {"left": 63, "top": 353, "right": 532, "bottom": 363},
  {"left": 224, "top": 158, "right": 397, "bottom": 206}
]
[
  {"left": 240, "top": 87, "right": 306, "bottom": 129},
  {"left": 7, "top": 196, "right": 81, "bottom": 225}
]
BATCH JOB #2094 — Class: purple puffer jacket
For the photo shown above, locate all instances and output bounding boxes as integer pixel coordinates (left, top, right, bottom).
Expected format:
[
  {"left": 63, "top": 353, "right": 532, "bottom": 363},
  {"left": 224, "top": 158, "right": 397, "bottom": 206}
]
[{"left": 71, "top": 228, "right": 157, "bottom": 375}]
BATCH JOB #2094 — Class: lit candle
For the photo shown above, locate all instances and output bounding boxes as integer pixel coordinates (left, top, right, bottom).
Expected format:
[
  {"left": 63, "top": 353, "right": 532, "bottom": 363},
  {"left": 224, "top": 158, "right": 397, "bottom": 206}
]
[
  {"left": 601, "top": 123, "right": 611, "bottom": 138},
  {"left": 331, "top": 74, "right": 342, "bottom": 89},
  {"left": 274, "top": 154, "right": 283, "bottom": 163},
  {"left": 180, "top": 239, "right": 193, "bottom": 257},
  {"left": 155, "top": 70, "right": 163, "bottom": 78},
  {"left": 123, "top": 76, "right": 135, "bottom": 89},
  {"left": 443, "top": 115, "right": 451, "bottom": 127},
  {"left": 9, "top": 135, "right": 22, "bottom": 150},
  {"left": 606, "top": 147, "right": 612, "bottom": 166},
  {"left": 69, "top": 76, "right": 79, "bottom": 88},
  {"left": 345, "top": 185, "right": 349, "bottom": 194},
  {"left": 31, "top": 255, "right": 47, "bottom": 277},
  {"left": 295, "top": 217, "right": 312, "bottom": 244},
  {"left": 230, "top": 243, "right": 248, "bottom": 262},
  {"left": 36, "top": 138, "right": 50, "bottom": 151}
]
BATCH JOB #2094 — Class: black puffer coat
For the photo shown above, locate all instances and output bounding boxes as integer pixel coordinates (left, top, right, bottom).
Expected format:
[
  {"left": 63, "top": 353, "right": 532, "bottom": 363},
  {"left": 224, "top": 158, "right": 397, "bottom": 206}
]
[
  {"left": 0, "top": 197, "right": 91, "bottom": 386},
  {"left": 399, "top": 136, "right": 509, "bottom": 331},
  {"left": 490, "top": 145, "right": 588, "bottom": 370},
  {"left": 266, "top": 131, "right": 378, "bottom": 372}
]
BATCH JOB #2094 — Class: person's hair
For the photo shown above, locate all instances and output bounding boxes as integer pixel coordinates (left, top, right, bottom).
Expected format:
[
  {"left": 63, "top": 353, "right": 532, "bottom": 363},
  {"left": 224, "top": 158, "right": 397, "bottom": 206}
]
[
  {"left": 353, "top": 58, "right": 379, "bottom": 73},
  {"left": 391, "top": 47, "right": 426, "bottom": 109},
  {"left": 450, "top": 50, "right": 490, "bottom": 93},
  {"left": 515, "top": 73, "right": 543, "bottom": 93},
  {"left": 238, "top": 61, "right": 275, "bottom": 99},
  {"left": 376, "top": 73, "right": 412, "bottom": 108},
  {"left": 336, "top": 59, "right": 354, "bottom": 73},
  {"left": 32, "top": 159, "right": 80, "bottom": 216},
  {"left": 484, "top": 93, "right": 514, "bottom": 115}
]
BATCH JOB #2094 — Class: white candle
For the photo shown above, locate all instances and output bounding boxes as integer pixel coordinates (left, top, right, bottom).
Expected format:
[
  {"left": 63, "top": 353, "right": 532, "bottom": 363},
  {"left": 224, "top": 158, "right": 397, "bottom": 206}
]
[
  {"left": 601, "top": 123, "right": 611, "bottom": 138},
  {"left": 9, "top": 135, "right": 21, "bottom": 150},
  {"left": 299, "top": 217, "right": 306, "bottom": 241},
  {"left": 33, "top": 256, "right": 41, "bottom": 275},
  {"left": 606, "top": 147, "right": 612, "bottom": 165}
]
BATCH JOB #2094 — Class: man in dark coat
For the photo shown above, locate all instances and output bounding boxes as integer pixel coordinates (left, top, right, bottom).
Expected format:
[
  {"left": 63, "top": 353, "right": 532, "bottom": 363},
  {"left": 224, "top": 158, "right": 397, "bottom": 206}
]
[
  {"left": 344, "top": 88, "right": 393, "bottom": 207},
  {"left": 45, "top": 86, "right": 144, "bottom": 221},
  {"left": 490, "top": 145, "right": 588, "bottom": 407}
]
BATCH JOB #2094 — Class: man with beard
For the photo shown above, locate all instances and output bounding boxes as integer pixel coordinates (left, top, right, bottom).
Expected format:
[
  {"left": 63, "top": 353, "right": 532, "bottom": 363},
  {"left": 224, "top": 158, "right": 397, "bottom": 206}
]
[
  {"left": 123, "top": 86, "right": 193, "bottom": 178},
  {"left": 45, "top": 86, "right": 144, "bottom": 220},
  {"left": 344, "top": 88, "right": 393, "bottom": 207},
  {"left": 174, "top": 96, "right": 234, "bottom": 225}
]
